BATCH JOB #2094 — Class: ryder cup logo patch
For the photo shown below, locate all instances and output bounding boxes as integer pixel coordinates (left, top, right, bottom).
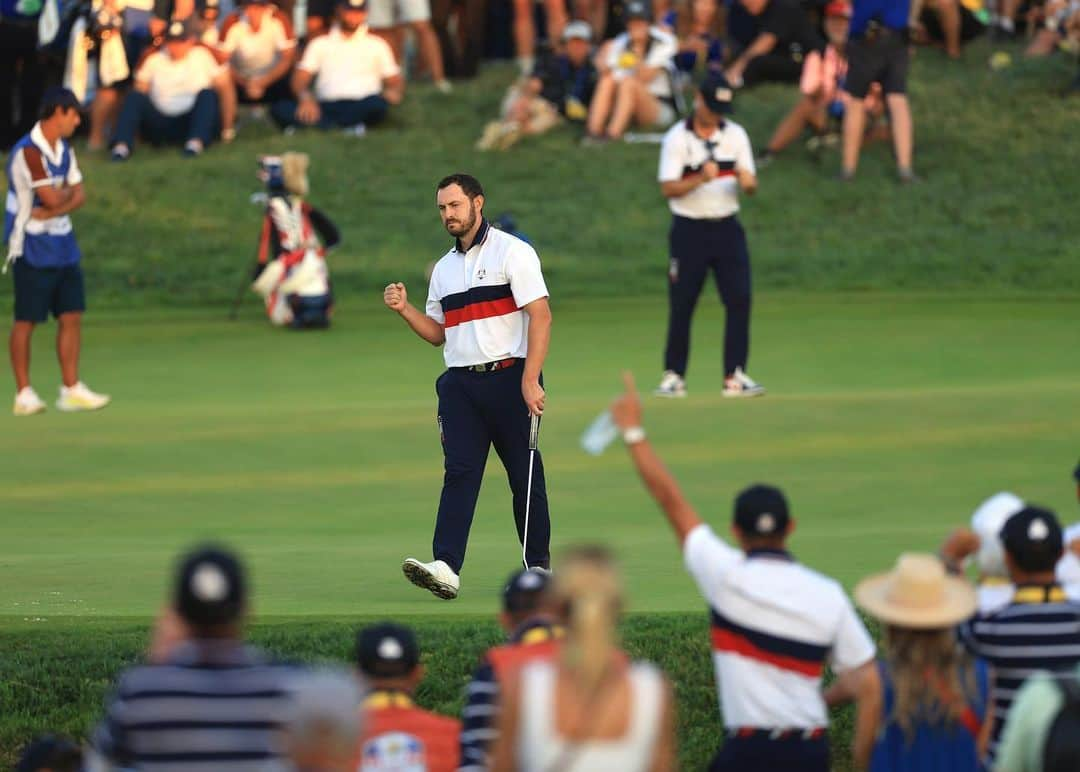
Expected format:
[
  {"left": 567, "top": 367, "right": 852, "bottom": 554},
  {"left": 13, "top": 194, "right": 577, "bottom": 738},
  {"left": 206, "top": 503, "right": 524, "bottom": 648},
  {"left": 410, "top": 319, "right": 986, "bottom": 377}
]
[
  {"left": 362, "top": 732, "right": 425, "bottom": 771},
  {"left": 757, "top": 513, "right": 776, "bottom": 533},
  {"left": 714, "top": 87, "right": 733, "bottom": 103},
  {"left": 191, "top": 564, "right": 228, "bottom": 602},
  {"left": 1029, "top": 519, "right": 1049, "bottom": 541}
]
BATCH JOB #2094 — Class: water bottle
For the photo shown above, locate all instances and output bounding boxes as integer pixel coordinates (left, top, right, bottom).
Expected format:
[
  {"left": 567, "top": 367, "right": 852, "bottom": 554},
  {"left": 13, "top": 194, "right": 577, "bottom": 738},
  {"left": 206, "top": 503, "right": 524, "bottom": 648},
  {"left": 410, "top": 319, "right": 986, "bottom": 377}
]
[{"left": 581, "top": 410, "right": 619, "bottom": 456}]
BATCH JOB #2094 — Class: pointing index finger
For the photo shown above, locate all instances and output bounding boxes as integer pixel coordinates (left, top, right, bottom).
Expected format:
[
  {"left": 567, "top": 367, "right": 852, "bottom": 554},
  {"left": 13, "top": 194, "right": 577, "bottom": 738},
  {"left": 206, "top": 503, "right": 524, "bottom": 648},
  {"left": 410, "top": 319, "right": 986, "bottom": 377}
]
[{"left": 621, "top": 370, "right": 636, "bottom": 394}]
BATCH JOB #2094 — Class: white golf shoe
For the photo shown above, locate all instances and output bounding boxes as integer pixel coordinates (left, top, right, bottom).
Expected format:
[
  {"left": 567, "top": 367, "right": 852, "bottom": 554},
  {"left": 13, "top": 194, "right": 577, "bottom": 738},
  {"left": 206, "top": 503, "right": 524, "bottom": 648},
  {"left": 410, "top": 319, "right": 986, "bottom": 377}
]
[
  {"left": 722, "top": 368, "right": 765, "bottom": 398},
  {"left": 402, "top": 558, "right": 460, "bottom": 600},
  {"left": 56, "top": 381, "right": 111, "bottom": 412},
  {"left": 13, "top": 386, "right": 47, "bottom": 416},
  {"left": 654, "top": 370, "right": 687, "bottom": 398}
]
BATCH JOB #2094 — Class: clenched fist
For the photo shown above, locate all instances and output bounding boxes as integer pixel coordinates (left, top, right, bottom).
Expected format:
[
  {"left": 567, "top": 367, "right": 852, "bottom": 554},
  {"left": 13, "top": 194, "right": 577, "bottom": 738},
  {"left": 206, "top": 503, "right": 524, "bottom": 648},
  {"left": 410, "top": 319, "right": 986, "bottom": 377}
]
[{"left": 384, "top": 282, "right": 408, "bottom": 313}]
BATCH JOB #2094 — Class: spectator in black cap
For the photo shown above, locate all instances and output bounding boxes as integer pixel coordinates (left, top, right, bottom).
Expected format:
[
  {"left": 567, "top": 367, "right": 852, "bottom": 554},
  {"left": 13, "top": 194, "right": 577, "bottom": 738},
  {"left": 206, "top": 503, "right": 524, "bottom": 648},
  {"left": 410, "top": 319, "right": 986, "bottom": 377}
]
[
  {"left": 110, "top": 17, "right": 232, "bottom": 159},
  {"left": 459, "top": 568, "right": 562, "bottom": 771},
  {"left": 357, "top": 622, "right": 462, "bottom": 772},
  {"left": 959, "top": 505, "right": 1080, "bottom": 766},
  {"left": 89, "top": 543, "right": 297, "bottom": 771},
  {"left": 16, "top": 735, "right": 82, "bottom": 772},
  {"left": 611, "top": 372, "right": 880, "bottom": 772}
]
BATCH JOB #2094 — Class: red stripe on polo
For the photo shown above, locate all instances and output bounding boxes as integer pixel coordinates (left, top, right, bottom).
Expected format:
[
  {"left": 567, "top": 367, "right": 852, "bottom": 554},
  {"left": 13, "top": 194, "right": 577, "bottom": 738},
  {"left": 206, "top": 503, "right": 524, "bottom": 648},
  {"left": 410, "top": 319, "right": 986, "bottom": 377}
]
[
  {"left": 444, "top": 297, "right": 519, "bottom": 329},
  {"left": 711, "top": 628, "right": 824, "bottom": 678}
]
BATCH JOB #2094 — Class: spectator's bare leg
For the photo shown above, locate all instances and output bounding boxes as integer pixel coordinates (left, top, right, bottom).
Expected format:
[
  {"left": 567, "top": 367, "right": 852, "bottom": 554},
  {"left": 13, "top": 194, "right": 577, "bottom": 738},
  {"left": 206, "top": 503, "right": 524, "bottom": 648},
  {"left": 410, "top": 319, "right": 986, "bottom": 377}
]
[
  {"left": 1025, "top": 28, "right": 1060, "bottom": 56},
  {"left": 412, "top": 21, "right": 448, "bottom": 83},
  {"left": 9, "top": 321, "right": 33, "bottom": 392},
  {"left": 544, "top": 0, "right": 568, "bottom": 47},
  {"left": 56, "top": 312, "right": 81, "bottom": 388},
  {"left": 841, "top": 93, "right": 866, "bottom": 176},
  {"left": 766, "top": 95, "right": 816, "bottom": 153},
  {"left": 513, "top": 0, "right": 537, "bottom": 72},
  {"left": 934, "top": 0, "right": 962, "bottom": 57},
  {"left": 997, "top": 0, "right": 1019, "bottom": 30},
  {"left": 606, "top": 77, "right": 651, "bottom": 138},
  {"left": 586, "top": 74, "right": 616, "bottom": 136},
  {"left": 886, "top": 93, "right": 913, "bottom": 174},
  {"left": 220, "top": 82, "right": 237, "bottom": 138},
  {"left": 89, "top": 87, "right": 121, "bottom": 151}
]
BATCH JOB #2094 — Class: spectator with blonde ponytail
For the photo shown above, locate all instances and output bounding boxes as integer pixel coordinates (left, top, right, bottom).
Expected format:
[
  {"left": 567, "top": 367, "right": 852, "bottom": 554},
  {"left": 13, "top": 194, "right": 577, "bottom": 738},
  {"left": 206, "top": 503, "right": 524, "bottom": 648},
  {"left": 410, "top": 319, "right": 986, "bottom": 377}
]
[{"left": 489, "top": 546, "right": 676, "bottom": 772}]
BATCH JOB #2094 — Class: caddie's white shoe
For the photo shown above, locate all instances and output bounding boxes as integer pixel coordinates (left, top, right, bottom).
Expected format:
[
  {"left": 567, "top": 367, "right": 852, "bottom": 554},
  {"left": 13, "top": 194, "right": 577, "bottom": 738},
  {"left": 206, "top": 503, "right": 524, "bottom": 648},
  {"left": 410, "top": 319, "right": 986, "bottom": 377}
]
[
  {"left": 56, "top": 382, "right": 111, "bottom": 412},
  {"left": 654, "top": 370, "right": 687, "bottom": 398},
  {"left": 13, "top": 387, "right": 46, "bottom": 416},
  {"left": 722, "top": 368, "right": 765, "bottom": 398},
  {"left": 402, "top": 558, "right": 459, "bottom": 600}
]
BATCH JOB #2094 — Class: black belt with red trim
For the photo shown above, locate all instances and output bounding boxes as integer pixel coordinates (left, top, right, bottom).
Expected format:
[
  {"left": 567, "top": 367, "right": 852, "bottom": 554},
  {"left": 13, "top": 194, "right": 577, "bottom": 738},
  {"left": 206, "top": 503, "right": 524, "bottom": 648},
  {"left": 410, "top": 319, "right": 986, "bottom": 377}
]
[
  {"left": 453, "top": 358, "right": 520, "bottom": 373},
  {"left": 730, "top": 728, "right": 827, "bottom": 741}
]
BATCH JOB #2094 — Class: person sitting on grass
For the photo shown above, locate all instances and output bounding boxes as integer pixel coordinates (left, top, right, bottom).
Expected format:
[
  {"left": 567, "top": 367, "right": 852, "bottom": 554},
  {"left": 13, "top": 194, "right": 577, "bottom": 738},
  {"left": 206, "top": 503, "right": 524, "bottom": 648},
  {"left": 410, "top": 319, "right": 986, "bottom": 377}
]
[
  {"left": 848, "top": 553, "right": 990, "bottom": 771},
  {"left": 110, "top": 18, "right": 232, "bottom": 160},
  {"left": 89, "top": 544, "right": 297, "bottom": 770},
  {"left": 476, "top": 21, "right": 598, "bottom": 150},
  {"left": 584, "top": 0, "right": 678, "bottom": 143},
  {"left": 609, "top": 371, "right": 881, "bottom": 772},
  {"left": 270, "top": 0, "right": 404, "bottom": 133},
  {"left": 909, "top": 0, "right": 987, "bottom": 59},
  {"left": 670, "top": 0, "right": 724, "bottom": 75},
  {"left": 723, "top": 0, "right": 824, "bottom": 88},
  {"left": 757, "top": 0, "right": 885, "bottom": 166},
  {"left": 356, "top": 622, "right": 462, "bottom": 772}
]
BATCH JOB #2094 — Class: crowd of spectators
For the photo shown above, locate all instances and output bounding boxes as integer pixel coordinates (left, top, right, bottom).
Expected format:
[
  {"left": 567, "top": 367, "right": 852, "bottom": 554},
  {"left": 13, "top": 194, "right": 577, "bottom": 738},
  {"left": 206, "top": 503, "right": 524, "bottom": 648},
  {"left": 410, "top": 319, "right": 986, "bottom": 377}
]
[
  {"left": 14, "top": 389, "right": 1080, "bottom": 771},
  {"left": 3, "top": 0, "right": 1078, "bottom": 173}
]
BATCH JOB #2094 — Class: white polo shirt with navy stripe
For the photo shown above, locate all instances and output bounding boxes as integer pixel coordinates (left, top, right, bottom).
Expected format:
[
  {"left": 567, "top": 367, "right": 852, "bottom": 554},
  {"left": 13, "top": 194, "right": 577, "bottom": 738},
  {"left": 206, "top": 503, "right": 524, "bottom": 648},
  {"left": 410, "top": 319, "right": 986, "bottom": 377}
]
[
  {"left": 658, "top": 118, "right": 755, "bottom": 220},
  {"left": 684, "top": 524, "right": 875, "bottom": 729},
  {"left": 425, "top": 221, "right": 549, "bottom": 368}
]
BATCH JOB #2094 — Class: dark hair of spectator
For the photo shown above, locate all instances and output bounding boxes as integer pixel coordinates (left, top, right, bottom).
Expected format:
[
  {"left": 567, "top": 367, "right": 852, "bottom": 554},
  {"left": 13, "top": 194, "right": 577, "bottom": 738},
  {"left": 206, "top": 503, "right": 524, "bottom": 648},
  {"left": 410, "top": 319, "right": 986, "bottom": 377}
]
[
  {"left": 437, "top": 173, "right": 484, "bottom": 200},
  {"left": 39, "top": 88, "right": 80, "bottom": 121}
]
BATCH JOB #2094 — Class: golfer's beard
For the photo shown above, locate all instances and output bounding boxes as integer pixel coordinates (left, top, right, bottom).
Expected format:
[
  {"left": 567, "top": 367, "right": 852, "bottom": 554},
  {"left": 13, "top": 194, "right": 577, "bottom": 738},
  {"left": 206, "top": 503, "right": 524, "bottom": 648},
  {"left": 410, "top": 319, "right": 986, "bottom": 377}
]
[{"left": 445, "top": 206, "right": 477, "bottom": 237}]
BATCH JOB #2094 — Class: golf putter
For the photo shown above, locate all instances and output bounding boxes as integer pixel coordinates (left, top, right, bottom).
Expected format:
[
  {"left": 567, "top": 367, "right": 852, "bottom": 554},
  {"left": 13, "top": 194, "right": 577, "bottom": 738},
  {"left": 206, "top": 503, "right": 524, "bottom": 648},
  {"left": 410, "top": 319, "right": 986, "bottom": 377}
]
[{"left": 522, "top": 412, "right": 541, "bottom": 570}]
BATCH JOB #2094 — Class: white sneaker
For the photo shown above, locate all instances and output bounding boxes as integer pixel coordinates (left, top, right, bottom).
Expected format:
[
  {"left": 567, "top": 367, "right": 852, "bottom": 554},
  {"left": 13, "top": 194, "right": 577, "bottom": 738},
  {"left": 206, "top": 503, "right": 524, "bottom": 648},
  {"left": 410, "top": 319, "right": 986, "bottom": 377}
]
[
  {"left": 402, "top": 558, "right": 459, "bottom": 600},
  {"left": 342, "top": 124, "right": 367, "bottom": 138},
  {"left": 722, "top": 368, "right": 765, "bottom": 398},
  {"left": 434, "top": 79, "right": 453, "bottom": 94},
  {"left": 13, "top": 386, "right": 46, "bottom": 416},
  {"left": 654, "top": 370, "right": 687, "bottom": 398},
  {"left": 56, "top": 382, "right": 111, "bottom": 412}
]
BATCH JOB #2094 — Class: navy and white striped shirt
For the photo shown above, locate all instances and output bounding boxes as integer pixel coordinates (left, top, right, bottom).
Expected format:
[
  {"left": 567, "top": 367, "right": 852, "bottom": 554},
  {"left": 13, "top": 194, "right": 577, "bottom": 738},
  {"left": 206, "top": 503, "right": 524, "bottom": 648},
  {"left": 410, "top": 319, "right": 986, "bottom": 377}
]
[
  {"left": 91, "top": 640, "right": 296, "bottom": 771},
  {"left": 959, "top": 584, "right": 1080, "bottom": 761}
]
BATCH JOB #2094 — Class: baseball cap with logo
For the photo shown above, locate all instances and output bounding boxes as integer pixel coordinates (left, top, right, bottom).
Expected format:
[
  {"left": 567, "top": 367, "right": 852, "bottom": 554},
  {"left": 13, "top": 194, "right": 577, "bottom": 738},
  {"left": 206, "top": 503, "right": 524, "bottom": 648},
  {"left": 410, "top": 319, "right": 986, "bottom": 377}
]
[
  {"left": 175, "top": 545, "right": 247, "bottom": 627},
  {"left": 733, "top": 484, "right": 790, "bottom": 537},
  {"left": 562, "top": 20, "right": 593, "bottom": 41},
  {"left": 1000, "top": 505, "right": 1064, "bottom": 572},
  {"left": 502, "top": 567, "right": 551, "bottom": 614},
  {"left": 700, "top": 71, "right": 735, "bottom": 115},
  {"left": 625, "top": 0, "right": 651, "bottom": 21},
  {"left": 164, "top": 17, "right": 194, "bottom": 39},
  {"left": 357, "top": 622, "right": 420, "bottom": 677},
  {"left": 337, "top": 0, "right": 368, "bottom": 9}
]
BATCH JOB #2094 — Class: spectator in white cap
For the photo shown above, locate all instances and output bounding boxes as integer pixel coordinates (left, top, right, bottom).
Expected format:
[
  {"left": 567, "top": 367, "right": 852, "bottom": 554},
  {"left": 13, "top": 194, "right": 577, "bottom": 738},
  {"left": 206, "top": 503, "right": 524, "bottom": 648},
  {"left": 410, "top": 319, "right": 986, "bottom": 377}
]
[
  {"left": 110, "top": 18, "right": 232, "bottom": 159},
  {"left": 270, "top": 0, "right": 404, "bottom": 133},
  {"left": 849, "top": 553, "right": 989, "bottom": 770},
  {"left": 476, "top": 20, "right": 598, "bottom": 150}
]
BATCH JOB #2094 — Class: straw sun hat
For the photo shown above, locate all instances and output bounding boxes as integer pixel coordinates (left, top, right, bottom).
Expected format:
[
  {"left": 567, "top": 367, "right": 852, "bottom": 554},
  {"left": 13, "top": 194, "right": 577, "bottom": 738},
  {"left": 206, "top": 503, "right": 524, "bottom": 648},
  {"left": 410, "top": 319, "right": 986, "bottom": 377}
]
[{"left": 855, "top": 553, "right": 977, "bottom": 629}]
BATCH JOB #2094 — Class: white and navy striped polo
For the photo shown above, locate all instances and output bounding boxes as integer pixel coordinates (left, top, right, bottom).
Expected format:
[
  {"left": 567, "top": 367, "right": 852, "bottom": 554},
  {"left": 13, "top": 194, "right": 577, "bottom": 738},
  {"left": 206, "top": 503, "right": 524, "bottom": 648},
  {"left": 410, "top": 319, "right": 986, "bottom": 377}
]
[
  {"left": 425, "top": 220, "right": 549, "bottom": 368},
  {"left": 91, "top": 640, "right": 296, "bottom": 771},
  {"left": 960, "top": 584, "right": 1080, "bottom": 762},
  {"left": 684, "top": 524, "right": 875, "bottom": 730},
  {"left": 658, "top": 118, "right": 755, "bottom": 220}
]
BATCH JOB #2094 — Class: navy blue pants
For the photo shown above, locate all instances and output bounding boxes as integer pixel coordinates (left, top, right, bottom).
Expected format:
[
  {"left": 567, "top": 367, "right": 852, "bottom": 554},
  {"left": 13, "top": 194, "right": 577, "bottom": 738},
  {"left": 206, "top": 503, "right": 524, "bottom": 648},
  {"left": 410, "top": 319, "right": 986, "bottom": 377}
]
[
  {"left": 664, "top": 214, "right": 752, "bottom": 378},
  {"left": 269, "top": 96, "right": 389, "bottom": 130},
  {"left": 112, "top": 89, "right": 220, "bottom": 150},
  {"left": 434, "top": 361, "right": 550, "bottom": 574},
  {"left": 710, "top": 734, "right": 829, "bottom": 772}
]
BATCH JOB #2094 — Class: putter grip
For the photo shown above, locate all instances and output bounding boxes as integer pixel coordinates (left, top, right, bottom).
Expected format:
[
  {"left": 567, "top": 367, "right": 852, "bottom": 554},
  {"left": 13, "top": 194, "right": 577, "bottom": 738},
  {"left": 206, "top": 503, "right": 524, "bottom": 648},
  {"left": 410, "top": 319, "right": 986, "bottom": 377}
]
[{"left": 528, "top": 414, "right": 540, "bottom": 451}]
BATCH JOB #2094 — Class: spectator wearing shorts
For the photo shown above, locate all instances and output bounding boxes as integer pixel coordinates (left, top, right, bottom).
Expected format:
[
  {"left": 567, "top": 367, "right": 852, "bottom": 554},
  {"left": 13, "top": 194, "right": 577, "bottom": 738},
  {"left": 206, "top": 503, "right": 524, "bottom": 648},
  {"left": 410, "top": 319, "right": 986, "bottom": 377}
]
[
  {"left": 724, "top": 0, "right": 824, "bottom": 87},
  {"left": 511, "top": 0, "right": 569, "bottom": 76},
  {"left": 5, "top": 88, "right": 110, "bottom": 416},
  {"left": 476, "top": 20, "right": 598, "bottom": 150},
  {"left": 585, "top": 0, "right": 679, "bottom": 142},
  {"left": 368, "top": 0, "right": 451, "bottom": 91},
  {"left": 841, "top": 0, "right": 915, "bottom": 181},
  {"left": 272, "top": 0, "right": 404, "bottom": 131}
]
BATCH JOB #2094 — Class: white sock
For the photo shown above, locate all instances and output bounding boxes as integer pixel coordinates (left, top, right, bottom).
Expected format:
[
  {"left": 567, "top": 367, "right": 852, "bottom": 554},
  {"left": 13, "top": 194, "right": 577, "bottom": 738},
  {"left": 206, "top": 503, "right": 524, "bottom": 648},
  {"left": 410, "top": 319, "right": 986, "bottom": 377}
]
[
  {"left": 517, "top": 55, "right": 535, "bottom": 75},
  {"left": 1000, "top": 17, "right": 1015, "bottom": 31}
]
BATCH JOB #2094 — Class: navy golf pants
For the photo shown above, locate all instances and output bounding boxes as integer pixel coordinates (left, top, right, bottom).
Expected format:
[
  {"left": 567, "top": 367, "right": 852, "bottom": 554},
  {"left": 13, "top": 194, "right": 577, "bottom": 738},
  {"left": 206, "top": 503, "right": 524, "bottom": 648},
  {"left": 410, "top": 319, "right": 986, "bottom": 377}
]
[
  {"left": 433, "top": 360, "right": 550, "bottom": 574},
  {"left": 710, "top": 734, "right": 829, "bottom": 772},
  {"left": 663, "top": 214, "right": 752, "bottom": 378}
]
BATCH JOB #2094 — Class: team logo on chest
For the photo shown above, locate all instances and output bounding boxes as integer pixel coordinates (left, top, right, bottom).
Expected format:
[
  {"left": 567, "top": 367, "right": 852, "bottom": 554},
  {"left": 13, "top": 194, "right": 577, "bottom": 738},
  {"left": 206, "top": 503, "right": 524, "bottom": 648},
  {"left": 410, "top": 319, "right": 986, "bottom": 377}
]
[{"left": 476, "top": 268, "right": 486, "bottom": 280}]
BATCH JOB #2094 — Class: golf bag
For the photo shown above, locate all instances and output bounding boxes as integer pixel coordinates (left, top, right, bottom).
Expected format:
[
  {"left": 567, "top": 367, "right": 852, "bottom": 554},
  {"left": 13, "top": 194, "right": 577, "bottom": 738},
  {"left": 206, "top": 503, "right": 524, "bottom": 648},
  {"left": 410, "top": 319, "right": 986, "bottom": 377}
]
[{"left": 251, "top": 154, "right": 339, "bottom": 329}]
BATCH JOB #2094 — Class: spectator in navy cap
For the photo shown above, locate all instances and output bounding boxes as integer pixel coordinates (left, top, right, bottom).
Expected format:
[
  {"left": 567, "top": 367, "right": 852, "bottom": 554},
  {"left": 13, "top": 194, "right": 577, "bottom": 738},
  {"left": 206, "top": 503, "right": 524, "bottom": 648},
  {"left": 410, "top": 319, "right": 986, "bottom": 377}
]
[
  {"left": 89, "top": 543, "right": 297, "bottom": 771},
  {"left": 16, "top": 735, "right": 82, "bottom": 772}
]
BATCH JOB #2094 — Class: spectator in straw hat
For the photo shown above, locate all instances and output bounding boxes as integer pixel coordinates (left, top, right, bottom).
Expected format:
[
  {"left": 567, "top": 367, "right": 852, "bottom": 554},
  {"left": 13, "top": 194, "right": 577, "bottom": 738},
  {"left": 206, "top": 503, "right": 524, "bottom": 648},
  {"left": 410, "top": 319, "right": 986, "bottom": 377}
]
[{"left": 848, "top": 553, "right": 990, "bottom": 771}]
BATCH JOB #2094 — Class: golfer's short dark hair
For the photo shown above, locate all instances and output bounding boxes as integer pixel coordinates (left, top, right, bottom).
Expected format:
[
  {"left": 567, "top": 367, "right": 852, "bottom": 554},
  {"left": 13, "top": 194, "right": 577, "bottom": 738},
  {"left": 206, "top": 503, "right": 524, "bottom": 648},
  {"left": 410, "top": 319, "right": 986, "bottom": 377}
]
[{"left": 437, "top": 173, "right": 483, "bottom": 200}]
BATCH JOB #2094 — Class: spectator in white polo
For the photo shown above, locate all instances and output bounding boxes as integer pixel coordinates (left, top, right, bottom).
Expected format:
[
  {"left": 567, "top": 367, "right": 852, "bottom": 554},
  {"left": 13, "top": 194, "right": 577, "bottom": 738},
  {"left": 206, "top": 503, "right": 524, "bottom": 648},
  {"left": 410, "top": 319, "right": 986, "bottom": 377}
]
[
  {"left": 610, "top": 371, "right": 881, "bottom": 772},
  {"left": 270, "top": 0, "right": 404, "bottom": 133},
  {"left": 216, "top": 0, "right": 298, "bottom": 139},
  {"left": 367, "top": 0, "right": 451, "bottom": 93},
  {"left": 110, "top": 18, "right": 231, "bottom": 160}
]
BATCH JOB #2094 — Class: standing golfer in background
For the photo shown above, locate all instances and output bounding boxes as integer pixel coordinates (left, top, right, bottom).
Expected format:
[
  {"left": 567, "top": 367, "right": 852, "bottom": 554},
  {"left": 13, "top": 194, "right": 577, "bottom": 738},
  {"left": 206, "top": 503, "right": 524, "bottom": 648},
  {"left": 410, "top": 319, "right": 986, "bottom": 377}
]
[
  {"left": 5, "top": 88, "right": 110, "bottom": 416},
  {"left": 654, "top": 72, "right": 764, "bottom": 400},
  {"left": 383, "top": 173, "right": 552, "bottom": 600}
]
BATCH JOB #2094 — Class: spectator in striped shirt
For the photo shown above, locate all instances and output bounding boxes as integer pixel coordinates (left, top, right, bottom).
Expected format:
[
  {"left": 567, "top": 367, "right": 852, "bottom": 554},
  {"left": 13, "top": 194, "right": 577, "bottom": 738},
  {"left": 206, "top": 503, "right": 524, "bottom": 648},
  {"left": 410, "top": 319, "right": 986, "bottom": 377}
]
[
  {"left": 89, "top": 545, "right": 297, "bottom": 772},
  {"left": 958, "top": 506, "right": 1080, "bottom": 765},
  {"left": 459, "top": 568, "right": 562, "bottom": 772}
]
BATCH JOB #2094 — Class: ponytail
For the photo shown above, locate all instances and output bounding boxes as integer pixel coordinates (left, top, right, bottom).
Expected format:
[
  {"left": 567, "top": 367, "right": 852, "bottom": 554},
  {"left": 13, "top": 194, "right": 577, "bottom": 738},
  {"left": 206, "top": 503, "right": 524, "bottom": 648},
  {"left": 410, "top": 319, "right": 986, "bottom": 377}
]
[{"left": 556, "top": 546, "right": 623, "bottom": 692}]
